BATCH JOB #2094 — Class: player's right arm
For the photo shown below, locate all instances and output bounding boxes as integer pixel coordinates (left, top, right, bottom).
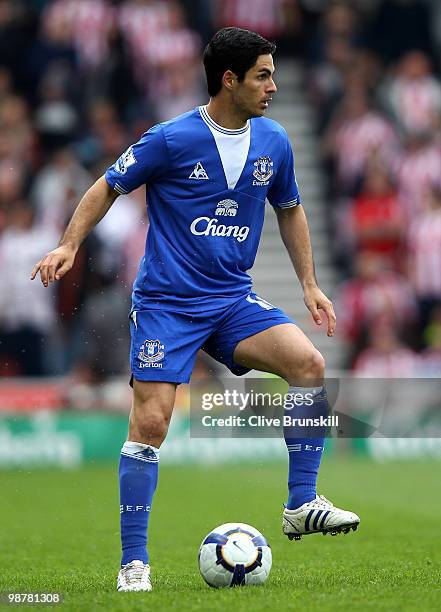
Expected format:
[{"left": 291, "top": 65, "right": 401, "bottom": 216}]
[
  {"left": 32, "top": 124, "right": 169, "bottom": 287},
  {"left": 31, "top": 176, "right": 119, "bottom": 287}
]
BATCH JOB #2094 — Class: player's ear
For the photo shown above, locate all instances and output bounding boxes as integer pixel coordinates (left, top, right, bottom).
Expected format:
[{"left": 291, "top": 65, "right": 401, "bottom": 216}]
[{"left": 222, "top": 70, "right": 237, "bottom": 92}]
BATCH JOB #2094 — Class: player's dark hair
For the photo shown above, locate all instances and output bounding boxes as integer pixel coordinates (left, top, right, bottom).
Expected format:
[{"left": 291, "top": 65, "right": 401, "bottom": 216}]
[{"left": 203, "top": 28, "right": 276, "bottom": 97}]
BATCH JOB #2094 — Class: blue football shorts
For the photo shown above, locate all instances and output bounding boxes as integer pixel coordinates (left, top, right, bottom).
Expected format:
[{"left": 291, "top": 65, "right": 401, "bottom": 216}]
[{"left": 129, "top": 292, "right": 294, "bottom": 384}]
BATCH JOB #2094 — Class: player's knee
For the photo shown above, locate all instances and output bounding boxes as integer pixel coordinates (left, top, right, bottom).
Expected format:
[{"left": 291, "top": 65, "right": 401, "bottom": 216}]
[
  {"left": 286, "top": 348, "right": 325, "bottom": 383},
  {"left": 300, "top": 348, "right": 325, "bottom": 380},
  {"left": 133, "top": 409, "right": 170, "bottom": 446}
]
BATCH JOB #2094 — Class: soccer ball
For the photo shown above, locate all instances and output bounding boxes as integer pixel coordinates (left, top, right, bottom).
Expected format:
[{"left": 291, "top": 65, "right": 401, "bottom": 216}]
[{"left": 198, "top": 522, "right": 272, "bottom": 588}]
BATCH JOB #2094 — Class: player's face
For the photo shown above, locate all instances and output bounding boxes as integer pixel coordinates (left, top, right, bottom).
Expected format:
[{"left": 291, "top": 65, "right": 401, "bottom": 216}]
[{"left": 232, "top": 54, "right": 277, "bottom": 119}]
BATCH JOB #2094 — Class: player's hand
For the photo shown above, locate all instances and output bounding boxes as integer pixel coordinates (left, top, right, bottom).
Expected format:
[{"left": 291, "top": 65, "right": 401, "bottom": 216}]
[
  {"left": 303, "top": 285, "right": 336, "bottom": 337},
  {"left": 30, "top": 245, "right": 76, "bottom": 287}
]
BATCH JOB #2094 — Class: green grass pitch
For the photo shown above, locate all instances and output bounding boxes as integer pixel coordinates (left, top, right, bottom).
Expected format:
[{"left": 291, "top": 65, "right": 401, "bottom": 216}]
[{"left": 1, "top": 458, "right": 440, "bottom": 611}]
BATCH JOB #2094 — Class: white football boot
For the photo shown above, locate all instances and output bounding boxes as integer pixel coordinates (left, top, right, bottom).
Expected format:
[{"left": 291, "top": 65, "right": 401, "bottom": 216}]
[
  {"left": 283, "top": 494, "right": 360, "bottom": 540},
  {"left": 117, "top": 560, "right": 152, "bottom": 592}
]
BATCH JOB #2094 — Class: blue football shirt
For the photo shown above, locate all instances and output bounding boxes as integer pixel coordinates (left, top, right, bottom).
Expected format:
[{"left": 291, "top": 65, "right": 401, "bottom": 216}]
[{"left": 105, "top": 107, "right": 301, "bottom": 313}]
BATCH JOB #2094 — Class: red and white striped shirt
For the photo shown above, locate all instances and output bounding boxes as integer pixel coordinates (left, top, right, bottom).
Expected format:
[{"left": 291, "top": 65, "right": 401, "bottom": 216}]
[
  {"left": 118, "top": 0, "right": 199, "bottom": 91},
  {"left": 408, "top": 209, "right": 441, "bottom": 297},
  {"left": 393, "top": 144, "right": 441, "bottom": 219},
  {"left": 118, "top": 0, "right": 174, "bottom": 64},
  {"left": 334, "top": 112, "right": 397, "bottom": 187},
  {"left": 135, "top": 28, "right": 199, "bottom": 69},
  {"left": 353, "top": 347, "right": 418, "bottom": 377},
  {"left": 42, "top": 0, "right": 115, "bottom": 70},
  {"left": 387, "top": 76, "right": 441, "bottom": 134},
  {"left": 336, "top": 274, "right": 417, "bottom": 342}
]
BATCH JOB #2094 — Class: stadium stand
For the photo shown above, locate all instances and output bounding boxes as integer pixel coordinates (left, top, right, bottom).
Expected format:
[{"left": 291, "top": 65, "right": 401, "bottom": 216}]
[{"left": 1, "top": 0, "right": 441, "bottom": 384}]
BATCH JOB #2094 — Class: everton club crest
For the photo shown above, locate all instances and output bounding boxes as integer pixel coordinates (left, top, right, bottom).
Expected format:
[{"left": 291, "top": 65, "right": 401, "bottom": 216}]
[
  {"left": 253, "top": 156, "right": 274, "bottom": 185},
  {"left": 139, "top": 339, "right": 165, "bottom": 364}
]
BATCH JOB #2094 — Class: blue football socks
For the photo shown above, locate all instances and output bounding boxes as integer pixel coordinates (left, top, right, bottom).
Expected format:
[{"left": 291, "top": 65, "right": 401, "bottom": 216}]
[
  {"left": 119, "top": 441, "right": 159, "bottom": 565},
  {"left": 284, "top": 386, "right": 328, "bottom": 510}
]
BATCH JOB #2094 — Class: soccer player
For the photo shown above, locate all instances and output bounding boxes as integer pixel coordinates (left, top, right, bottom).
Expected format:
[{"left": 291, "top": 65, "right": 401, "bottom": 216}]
[{"left": 31, "top": 28, "right": 360, "bottom": 592}]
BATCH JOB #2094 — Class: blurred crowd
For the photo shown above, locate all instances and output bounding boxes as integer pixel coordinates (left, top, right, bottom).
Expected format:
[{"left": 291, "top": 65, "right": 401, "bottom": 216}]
[
  {"left": 0, "top": 0, "right": 440, "bottom": 383},
  {"left": 310, "top": 1, "right": 441, "bottom": 376}
]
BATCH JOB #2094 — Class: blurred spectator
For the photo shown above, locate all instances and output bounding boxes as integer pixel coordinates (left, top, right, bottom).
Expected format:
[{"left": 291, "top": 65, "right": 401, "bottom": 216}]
[
  {"left": 72, "top": 278, "right": 131, "bottom": 382},
  {"left": 353, "top": 316, "right": 418, "bottom": 377},
  {"left": 41, "top": 0, "right": 115, "bottom": 72},
  {"left": 31, "top": 148, "right": 92, "bottom": 232},
  {"left": 94, "top": 188, "right": 146, "bottom": 286},
  {"left": 96, "top": 29, "right": 142, "bottom": 122},
  {"left": 323, "top": 88, "right": 397, "bottom": 194},
  {"left": 306, "top": 1, "right": 360, "bottom": 64},
  {"left": 311, "top": 44, "right": 383, "bottom": 131},
  {"left": 382, "top": 51, "right": 441, "bottom": 136},
  {"left": 61, "top": 192, "right": 146, "bottom": 389},
  {"left": 349, "top": 162, "right": 404, "bottom": 263},
  {"left": 392, "top": 131, "right": 441, "bottom": 219},
  {"left": 335, "top": 251, "right": 417, "bottom": 356},
  {"left": 155, "top": 60, "right": 204, "bottom": 123},
  {"left": 119, "top": 0, "right": 200, "bottom": 109},
  {"left": 34, "top": 61, "right": 79, "bottom": 151},
  {"left": 408, "top": 183, "right": 441, "bottom": 335},
  {"left": 0, "top": 94, "right": 37, "bottom": 168},
  {"left": 308, "top": 36, "right": 352, "bottom": 128},
  {"left": 0, "top": 202, "right": 58, "bottom": 376},
  {"left": 26, "top": 6, "right": 77, "bottom": 102},
  {"left": 75, "top": 99, "right": 129, "bottom": 169},
  {"left": 0, "top": 159, "right": 27, "bottom": 210},
  {"left": 119, "top": 0, "right": 176, "bottom": 64}
]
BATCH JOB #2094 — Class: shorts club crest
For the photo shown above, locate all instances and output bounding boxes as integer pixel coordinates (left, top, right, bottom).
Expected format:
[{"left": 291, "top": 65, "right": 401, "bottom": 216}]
[{"left": 138, "top": 340, "right": 165, "bottom": 364}]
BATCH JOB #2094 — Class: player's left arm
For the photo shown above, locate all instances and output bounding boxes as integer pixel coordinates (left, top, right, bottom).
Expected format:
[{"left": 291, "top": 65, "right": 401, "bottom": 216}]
[{"left": 276, "top": 205, "right": 336, "bottom": 337}]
